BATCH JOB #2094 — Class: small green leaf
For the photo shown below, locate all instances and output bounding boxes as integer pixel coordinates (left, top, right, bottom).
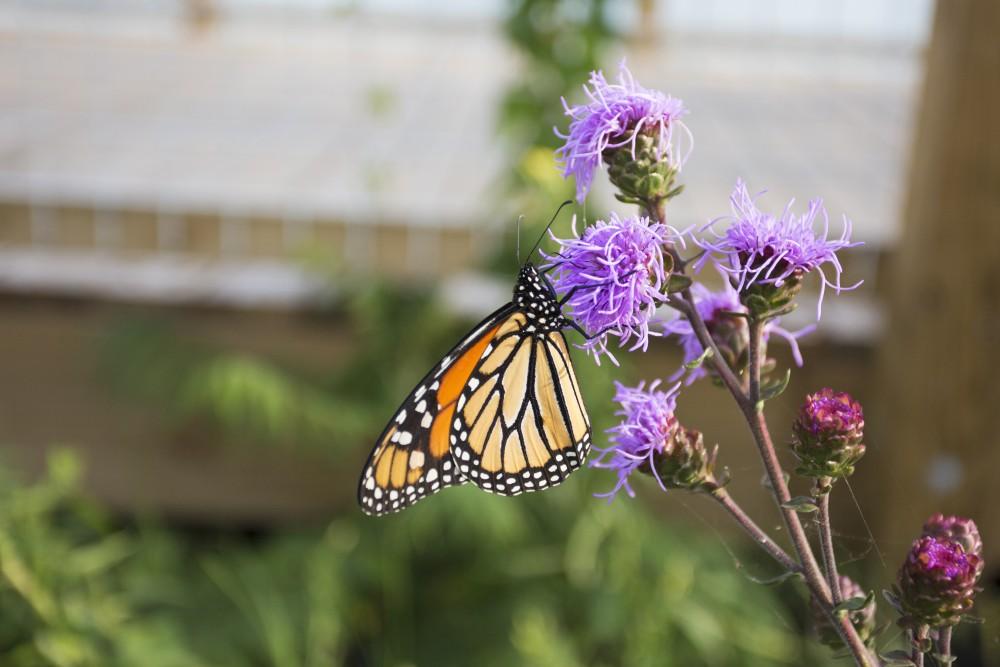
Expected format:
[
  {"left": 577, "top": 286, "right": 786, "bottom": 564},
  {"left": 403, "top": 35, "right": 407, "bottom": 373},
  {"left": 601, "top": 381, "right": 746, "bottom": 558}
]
[
  {"left": 742, "top": 569, "right": 803, "bottom": 587},
  {"left": 832, "top": 591, "right": 873, "bottom": 614},
  {"left": 665, "top": 273, "right": 693, "bottom": 294},
  {"left": 882, "top": 588, "right": 903, "bottom": 613},
  {"left": 930, "top": 654, "right": 956, "bottom": 665},
  {"left": 780, "top": 496, "right": 819, "bottom": 513},
  {"left": 760, "top": 368, "right": 792, "bottom": 402},
  {"left": 761, "top": 471, "right": 791, "bottom": 492},
  {"left": 683, "top": 346, "right": 714, "bottom": 370},
  {"left": 878, "top": 650, "right": 916, "bottom": 666}
]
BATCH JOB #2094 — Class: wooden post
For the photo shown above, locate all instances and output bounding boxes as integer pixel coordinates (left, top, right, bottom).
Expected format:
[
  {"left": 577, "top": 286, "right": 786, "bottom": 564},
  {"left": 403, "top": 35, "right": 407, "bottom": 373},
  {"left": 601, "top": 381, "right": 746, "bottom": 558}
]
[{"left": 876, "top": 0, "right": 1000, "bottom": 560}]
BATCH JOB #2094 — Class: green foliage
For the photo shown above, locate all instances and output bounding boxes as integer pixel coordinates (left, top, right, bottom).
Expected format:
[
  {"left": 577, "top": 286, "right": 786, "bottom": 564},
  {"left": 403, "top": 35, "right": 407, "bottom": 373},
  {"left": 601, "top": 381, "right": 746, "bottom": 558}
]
[{"left": 0, "top": 452, "right": 835, "bottom": 667}]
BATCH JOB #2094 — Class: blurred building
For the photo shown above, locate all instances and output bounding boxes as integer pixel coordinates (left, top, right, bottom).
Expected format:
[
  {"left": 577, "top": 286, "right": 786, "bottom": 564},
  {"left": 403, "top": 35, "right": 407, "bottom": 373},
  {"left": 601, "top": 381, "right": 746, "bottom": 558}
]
[{"left": 0, "top": 1, "right": 936, "bottom": 522}]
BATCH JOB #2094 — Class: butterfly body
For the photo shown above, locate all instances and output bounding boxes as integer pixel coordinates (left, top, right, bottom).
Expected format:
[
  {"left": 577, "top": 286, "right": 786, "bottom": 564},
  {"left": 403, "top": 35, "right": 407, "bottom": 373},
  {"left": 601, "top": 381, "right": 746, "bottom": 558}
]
[{"left": 358, "top": 263, "right": 591, "bottom": 516}]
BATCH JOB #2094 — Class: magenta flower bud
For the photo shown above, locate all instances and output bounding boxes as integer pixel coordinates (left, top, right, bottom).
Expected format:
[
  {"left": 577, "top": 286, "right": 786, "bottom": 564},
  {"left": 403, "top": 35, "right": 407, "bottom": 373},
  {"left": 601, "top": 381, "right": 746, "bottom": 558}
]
[
  {"left": 897, "top": 536, "right": 982, "bottom": 628},
  {"left": 590, "top": 380, "right": 722, "bottom": 500},
  {"left": 811, "top": 576, "right": 876, "bottom": 649},
  {"left": 790, "top": 388, "right": 865, "bottom": 483},
  {"left": 923, "top": 514, "right": 983, "bottom": 561}
]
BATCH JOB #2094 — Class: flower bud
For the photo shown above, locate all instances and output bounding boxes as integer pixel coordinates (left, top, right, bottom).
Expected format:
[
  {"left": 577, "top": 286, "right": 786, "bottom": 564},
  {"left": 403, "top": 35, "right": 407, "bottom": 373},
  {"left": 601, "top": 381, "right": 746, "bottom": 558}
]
[
  {"left": 604, "top": 130, "right": 682, "bottom": 205},
  {"left": 811, "top": 576, "right": 876, "bottom": 649},
  {"left": 740, "top": 268, "right": 804, "bottom": 320},
  {"left": 922, "top": 514, "right": 983, "bottom": 561},
  {"left": 897, "top": 536, "right": 982, "bottom": 628},
  {"left": 648, "top": 425, "right": 724, "bottom": 493},
  {"left": 790, "top": 388, "right": 865, "bottom": 482}
]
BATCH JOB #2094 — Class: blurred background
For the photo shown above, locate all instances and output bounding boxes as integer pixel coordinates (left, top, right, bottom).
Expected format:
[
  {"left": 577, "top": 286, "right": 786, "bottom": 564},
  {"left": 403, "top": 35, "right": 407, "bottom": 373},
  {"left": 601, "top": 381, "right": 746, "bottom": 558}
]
[{"left": 1, "top": 0, "right": 997, "bottom": 665}]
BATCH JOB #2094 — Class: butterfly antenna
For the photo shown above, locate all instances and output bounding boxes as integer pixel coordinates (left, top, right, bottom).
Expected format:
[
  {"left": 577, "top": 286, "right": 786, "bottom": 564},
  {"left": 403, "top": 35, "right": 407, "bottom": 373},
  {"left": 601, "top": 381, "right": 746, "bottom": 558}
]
[
  {"left": 515, "top": 214, "right": 524, "bottom": 264},
  {"left": 525, "top": 200, "right": 573, "bottom": 263}
]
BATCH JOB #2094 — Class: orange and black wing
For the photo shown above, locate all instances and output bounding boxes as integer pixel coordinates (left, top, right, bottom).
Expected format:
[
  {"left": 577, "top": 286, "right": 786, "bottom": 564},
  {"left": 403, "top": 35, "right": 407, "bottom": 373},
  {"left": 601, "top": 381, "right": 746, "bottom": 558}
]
[
  {"left": 358, "top": 304, "right": 517, "bottom": 516},
  {"left": 451, "top": 314, "right": 591, "bottom": 495}
]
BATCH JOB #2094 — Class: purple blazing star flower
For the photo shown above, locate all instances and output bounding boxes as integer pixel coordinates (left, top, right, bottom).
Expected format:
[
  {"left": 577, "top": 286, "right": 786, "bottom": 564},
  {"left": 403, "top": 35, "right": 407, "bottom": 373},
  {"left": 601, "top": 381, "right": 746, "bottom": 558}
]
[
  {"left": 590, "top": 380, "right": 680, "bottom": 500},
  {"left": 542, "top": 213, "right": 679, "bottom": 365},
  {"left": 694, "top": 179, "right": 862, "bottom": 318},
  {"left": 661, "top": 279, "right": 814, "bottom": 384},
  {"left": 556, "top": 61, "right": 691, "bottom": 202}
]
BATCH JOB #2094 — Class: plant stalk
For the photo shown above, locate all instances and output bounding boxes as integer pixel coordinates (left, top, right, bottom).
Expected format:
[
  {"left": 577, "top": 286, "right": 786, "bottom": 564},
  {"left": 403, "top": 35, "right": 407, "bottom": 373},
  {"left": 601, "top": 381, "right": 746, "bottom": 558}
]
[
  {"left": 817, "top": 488, "right": 844, "bottom": 603},
  {"left": 710, "top": 488, "right": 799, "bottom": 573}
]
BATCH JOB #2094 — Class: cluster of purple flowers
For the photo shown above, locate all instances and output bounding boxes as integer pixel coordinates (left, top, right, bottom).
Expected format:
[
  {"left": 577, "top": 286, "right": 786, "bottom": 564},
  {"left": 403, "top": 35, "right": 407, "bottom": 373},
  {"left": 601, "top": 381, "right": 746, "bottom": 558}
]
[
  {"left": 590, "top": 380, "right": 680, "bottom": 500},
  {"left": 543, "top": 213, "right": 678, "bottom": 364},
  {"left": 557, "top": 61, "right": 690, "bottom": 202},
  {"left": 694, "top": 179, "right": 862, "bottom": 318}
]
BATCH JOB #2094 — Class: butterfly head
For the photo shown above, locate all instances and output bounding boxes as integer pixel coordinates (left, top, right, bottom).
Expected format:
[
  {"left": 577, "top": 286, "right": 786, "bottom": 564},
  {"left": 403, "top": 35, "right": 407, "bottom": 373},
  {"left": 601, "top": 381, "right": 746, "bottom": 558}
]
[{"left": 514, "top": 263, "right": 569, "bottom": 333}]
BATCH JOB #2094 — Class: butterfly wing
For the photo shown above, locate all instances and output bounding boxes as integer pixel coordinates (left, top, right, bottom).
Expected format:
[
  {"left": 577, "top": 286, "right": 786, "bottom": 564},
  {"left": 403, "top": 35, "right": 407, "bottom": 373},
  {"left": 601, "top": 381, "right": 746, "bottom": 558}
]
[
  {"left": 451, "top": 316, "right": 591, "bottom": 495},
  {"left": 358, "top": 304, "right": 517, "bottom": 516}
]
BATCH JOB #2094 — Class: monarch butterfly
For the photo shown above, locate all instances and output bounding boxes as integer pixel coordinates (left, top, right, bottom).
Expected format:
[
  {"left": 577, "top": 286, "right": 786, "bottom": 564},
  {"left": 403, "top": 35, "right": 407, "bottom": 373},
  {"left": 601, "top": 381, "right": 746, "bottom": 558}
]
[{"left": 358, "top": 257, "right": 594, "bottom": 516}]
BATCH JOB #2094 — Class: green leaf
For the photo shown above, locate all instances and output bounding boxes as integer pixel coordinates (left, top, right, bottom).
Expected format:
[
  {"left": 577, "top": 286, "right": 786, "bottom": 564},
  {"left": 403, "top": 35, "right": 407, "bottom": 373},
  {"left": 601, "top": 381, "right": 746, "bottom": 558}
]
[
  {"left": 878, "top": 650, "right": 916, "bottom": 666},
  {"left": 930, "top": 654, "right": 956, "bottom": 665},
  {"left": 761, "top": 471, "right": 791, "bottom": 492},
  {"left": 780, "top": 496, "right": 818, "bottom": 513},
  {"left": 741, "top": 569, "right": 803, "bottom": 587},
  {"left": 882, "top": 588, "right": 903, "bottom": 613},
  {"left": 760, "top": 368, "right": 791, "bottom": 402},
  {"left": 832, "top": 591, "right": 873, "bottom": 614},
  {"left": 665, "top": 273, "right": 693, "bottom": 294},
  {"left": 683, "top": 346, "right": 714, "bottom": 370}
]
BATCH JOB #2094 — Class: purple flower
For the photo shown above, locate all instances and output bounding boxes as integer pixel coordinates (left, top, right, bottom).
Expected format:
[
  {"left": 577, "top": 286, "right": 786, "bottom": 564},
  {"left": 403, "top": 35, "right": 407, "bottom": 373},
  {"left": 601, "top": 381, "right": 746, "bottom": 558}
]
[
  {"left": 661, "top": 280, "right": 813, "bottom": 384},
  {"left": 694, "top": 179, "right": 862, "bottom": 318},
  {"left": 590, "top": 380, "right": 680, "bottom": 500},
  {"left": 897, "top": 535, "right": 982, "bottom": 627},
  {"left": 542, "top": 213, "right": 678, "bottom": 365},
  {"left": 556, "top": 61, "right": 691, "bottom": 202}
]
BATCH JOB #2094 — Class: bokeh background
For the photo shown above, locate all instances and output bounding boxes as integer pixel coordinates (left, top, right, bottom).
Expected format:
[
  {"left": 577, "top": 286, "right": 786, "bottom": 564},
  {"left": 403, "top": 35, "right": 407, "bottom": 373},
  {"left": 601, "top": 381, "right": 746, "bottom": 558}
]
[{"left": 1, "top": 1, "right": 997, "bottom": 665}]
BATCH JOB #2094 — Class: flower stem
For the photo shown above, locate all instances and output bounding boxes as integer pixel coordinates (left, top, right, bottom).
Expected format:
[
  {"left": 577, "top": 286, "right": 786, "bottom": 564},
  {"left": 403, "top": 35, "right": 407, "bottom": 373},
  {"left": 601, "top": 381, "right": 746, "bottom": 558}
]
[
  {"left": 648, "top": 200, "right": 878, "bottom": 667},
  {"left": 937, "top": 626, "right": 952, "bottom": 664},
  {"left": 817, "top": 488, "right": 844, "bottom": 603},
  {"left": 710, "top": 488, "right": 799, "bottom": 572},
  {"left": 911, "top": 626, "right": 928, "bottom": 666}
]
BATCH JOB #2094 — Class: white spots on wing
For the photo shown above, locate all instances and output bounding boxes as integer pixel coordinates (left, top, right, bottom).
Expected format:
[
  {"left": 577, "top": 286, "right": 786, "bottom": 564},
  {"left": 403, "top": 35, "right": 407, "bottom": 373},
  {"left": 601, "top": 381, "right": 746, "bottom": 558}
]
[
  {"left": 374, "top": 488, "right": 383, "bottom": 499},
  {"left": 410, "top": 451, "right": 425, "bottom": 468},
  {"left": 460, "top": 449, "right": 470, "bottom": 461},
  {"left": 365, "top": 477, "right": 375, "bottom": 490},
  {"left": 443, "top": 460, "right": 452, "bottom": 471},
  {"left": 414, "top": 385, "right": 427, "bottom": 400},
  {"left": 421, "top": 412, "right": 433, "bottom": 428},
  {"left": 425, "top": 469, "right": 438, "bottom": 483},
  {"left": 416, "top": 399, "right": 427, "bottom": 414},
  {"left": 468, "top": 377, "right": 480, "bottom": 390},
  {"left": 395, "top": 410, "right": 407, "bottom": 424},
  {"left": 389, "top": 490, "right": 399, "bottom": 500},
  {"left": 397, "top": 431, "right": 413, "bottom": 446}
]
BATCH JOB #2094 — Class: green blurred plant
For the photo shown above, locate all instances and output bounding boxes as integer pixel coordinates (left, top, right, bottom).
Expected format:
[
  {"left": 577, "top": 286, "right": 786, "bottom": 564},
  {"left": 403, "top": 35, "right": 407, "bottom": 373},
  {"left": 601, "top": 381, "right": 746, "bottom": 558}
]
[{"left": 0, "top": 449, "right": 838, "bottom": 667}]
